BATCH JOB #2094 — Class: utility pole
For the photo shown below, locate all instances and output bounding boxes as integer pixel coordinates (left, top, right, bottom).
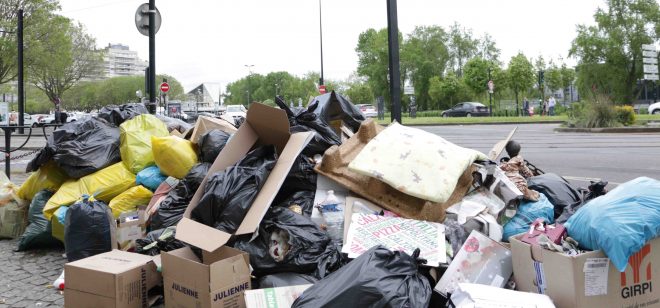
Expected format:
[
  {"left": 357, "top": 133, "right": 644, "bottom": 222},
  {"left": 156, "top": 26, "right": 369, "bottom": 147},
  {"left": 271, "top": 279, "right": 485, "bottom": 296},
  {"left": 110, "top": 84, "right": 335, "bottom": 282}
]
[
  {"left": 319, "top": 0, "right": 324, "bottom": 87},
  {"left": 386, "top": 0, "right": 401, "bottom": 123},
  {"left": 488, "top": 67, "right": 492, "bottom": 116},
  {"left": 148, "top": 0, "right": 156, "bottom": 114},
  {"left": 17, "top": 9, "right": 24, "bottom": 133}
]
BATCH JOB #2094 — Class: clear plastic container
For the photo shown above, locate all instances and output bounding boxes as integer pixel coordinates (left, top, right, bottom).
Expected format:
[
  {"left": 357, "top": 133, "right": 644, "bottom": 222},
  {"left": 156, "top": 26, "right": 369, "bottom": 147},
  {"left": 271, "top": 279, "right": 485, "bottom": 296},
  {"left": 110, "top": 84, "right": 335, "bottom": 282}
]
[{"left": 318, "top": 190, "right": 344, "bottom": 245}]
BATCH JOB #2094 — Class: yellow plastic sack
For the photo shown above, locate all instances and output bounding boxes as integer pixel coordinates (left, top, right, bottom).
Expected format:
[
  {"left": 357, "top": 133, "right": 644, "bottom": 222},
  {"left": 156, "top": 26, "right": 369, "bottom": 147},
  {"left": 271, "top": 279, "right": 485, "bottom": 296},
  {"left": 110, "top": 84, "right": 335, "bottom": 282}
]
[
  {"left": 43, "top": 162, "right": 136, "bottom": 220},
  {"left": 109, "top": 185, "right": 153, "bottom": 218},
  {"left": 17, "top": 161, "right": 68, "bottom": 201},
  {"left": 152, "top": 135, "right": 198, "bottom": 179},
  {"left": 120, "top": 114, "right": 169, "bottom": 174}
]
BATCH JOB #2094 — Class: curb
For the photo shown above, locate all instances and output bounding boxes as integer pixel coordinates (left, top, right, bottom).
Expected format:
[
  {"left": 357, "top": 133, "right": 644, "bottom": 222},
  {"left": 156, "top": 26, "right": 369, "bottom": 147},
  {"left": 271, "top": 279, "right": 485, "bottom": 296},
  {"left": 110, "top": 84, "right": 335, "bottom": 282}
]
[
  {"left": 378, "top": 121, "right": 565, "bottom": 126},
  {"left": 554, "top": 127, "right": 660, "bottom": 133}
]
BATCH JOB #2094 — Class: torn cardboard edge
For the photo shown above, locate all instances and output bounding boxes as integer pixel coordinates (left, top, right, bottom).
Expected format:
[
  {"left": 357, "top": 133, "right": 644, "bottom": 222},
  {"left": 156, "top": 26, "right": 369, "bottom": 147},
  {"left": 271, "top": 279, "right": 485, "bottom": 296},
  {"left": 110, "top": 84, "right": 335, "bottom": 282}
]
[
  {"left": 488, "top": 126, "right": 517, "bottom": 161},
  {"left": 175, "top": 103, "right": 313, "bottom": 253},
  {"left": 188, "top": 115, "right": 239, "bottom": 144}
]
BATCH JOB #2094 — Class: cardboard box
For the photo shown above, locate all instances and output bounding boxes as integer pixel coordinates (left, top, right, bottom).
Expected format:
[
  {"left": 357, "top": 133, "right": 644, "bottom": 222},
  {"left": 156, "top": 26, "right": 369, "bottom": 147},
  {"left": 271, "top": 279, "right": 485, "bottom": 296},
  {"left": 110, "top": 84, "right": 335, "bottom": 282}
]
[
  {"left": 511, "top": 235, "right": 660, "bottom": 308},
  {"left": 189, "top": 115, "right": 238, "bottom": 144},
  {"left": 116, "top": 210, "right": 146, "bottom": 251},
  {"left": 244, "top": 285, "right": 312, "bottom": 308},
  {"left": 435, "top": 230, "right": 513, "bottom": 297},
  {"left": 162, "top": 246, "right": 251, "bottom": 308},
  {"left": 64, "top": 250, "right": 161, "bottom": 308}
]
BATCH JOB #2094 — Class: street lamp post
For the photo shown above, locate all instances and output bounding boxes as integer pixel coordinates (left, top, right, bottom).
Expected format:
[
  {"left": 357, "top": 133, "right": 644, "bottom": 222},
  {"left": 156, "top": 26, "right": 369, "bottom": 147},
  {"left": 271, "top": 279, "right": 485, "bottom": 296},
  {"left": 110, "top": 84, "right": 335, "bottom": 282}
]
[
  {"left": 244, "top": 64, "right": 254, "bottom": 105},
  {"left": 1, "top": 10, "right": 25, "bottom": 133},
  {"left": 488, "top": 67, "right": 492, "bottom": 116},
  {"left": 319, "top": 0, "right": 324, "bottom": 87}
]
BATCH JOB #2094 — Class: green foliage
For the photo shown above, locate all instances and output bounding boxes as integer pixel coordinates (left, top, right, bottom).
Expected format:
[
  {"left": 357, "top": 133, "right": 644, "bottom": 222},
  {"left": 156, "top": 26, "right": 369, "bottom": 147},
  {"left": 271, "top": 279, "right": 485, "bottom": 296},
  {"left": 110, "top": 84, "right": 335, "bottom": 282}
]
[
  {"left": 462, "top": 57, "right": 502, "bottom": 97},
  {"left": 570, "top": 0, "right": 659, "bottom": 103},
  {"left": 567, "top": 96, "right": 621, "bottom": 128},
  {"left": 345, "top": 81, "right": 374, "bottom": 104},
  {"left": 402, "top": 25, "right": 449, "bottom": 110},
  {"left": 224, "top": 71, "right": 335, "bottom": 106},
  {"left": 506, "top": 53, "right": 535, "bottom": 106},
  {"left": 428, "top": 73, "right": 470, "bottom": 109},
  {"left": 639, "top": 107, "right": 649, "bottom": 115},
  {"left": 447, "top": 22, "right": 479, "bottom": 77},
  {"left": 356, "top": 28, "right": 397, "bottom": 109},
  {"left": 615, "top": 105, "right": 636, "bottom": 126}
]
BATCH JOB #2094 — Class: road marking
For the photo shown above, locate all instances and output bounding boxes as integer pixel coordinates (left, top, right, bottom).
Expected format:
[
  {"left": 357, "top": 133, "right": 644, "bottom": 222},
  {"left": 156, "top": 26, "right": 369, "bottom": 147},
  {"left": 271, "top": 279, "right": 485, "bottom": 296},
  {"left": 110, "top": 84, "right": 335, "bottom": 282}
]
[{"left": 562, "top": 176, "right": 621, "bottom": 185}]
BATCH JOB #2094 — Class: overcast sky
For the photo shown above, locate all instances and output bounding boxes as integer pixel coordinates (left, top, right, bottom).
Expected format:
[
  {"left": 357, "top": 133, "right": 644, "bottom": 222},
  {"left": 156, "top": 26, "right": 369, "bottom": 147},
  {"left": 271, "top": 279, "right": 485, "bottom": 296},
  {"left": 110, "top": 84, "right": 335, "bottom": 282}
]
[{"left": 58, "top": 0, "right": 606, "bottom": 92}]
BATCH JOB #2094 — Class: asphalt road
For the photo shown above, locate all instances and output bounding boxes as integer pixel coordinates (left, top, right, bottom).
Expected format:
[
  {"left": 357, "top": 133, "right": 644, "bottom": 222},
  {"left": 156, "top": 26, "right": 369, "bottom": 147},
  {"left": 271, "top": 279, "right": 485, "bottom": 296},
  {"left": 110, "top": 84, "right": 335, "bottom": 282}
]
[{"left": 420, "top": 123, "right": 660, "bottom": 188}]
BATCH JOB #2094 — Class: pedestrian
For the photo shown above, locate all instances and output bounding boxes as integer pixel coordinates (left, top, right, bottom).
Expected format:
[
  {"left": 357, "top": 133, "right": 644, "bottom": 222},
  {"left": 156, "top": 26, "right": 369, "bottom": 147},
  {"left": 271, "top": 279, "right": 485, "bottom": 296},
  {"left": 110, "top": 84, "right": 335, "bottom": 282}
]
[
  {"left": 548, "top": 96, "right": 556, "bottom": 116},
  {"left": 542, "top": 98, "right": 549, "bottom": 116},
  {"left": 523, "top": 97, "right": 530, "bottom": 116}
]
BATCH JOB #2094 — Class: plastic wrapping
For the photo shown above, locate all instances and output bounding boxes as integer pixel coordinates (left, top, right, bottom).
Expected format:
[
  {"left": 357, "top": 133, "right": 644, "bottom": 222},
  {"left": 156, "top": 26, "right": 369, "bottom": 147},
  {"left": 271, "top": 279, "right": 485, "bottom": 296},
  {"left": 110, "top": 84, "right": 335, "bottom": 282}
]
[
  {"left": 192, "top": 146, "right": 276, "bottom": 233},
  {"left": 232, "top": 207, "right": 343, "bottom": 279},
  {"left": 98, "top": 103, "right": 149, "bottom": 126},
  {"left": 565, "top": 177, "right": 660, "bottom": 272},
  {"left": 0, "top": 181, "right": 28, "bottom": 239},
  {"left": 43, "top": 162, "right": 136, "bottom": 220},
  {"left": 17, "top": 161, "right": 68, "bottom": 201},
  {"left": 17, "top": 190, "right": 61, "bottom": 251},
  {"left": 291, "top": 245, "right": 431, "bottom": 308},
  {"left": 64, "top": 196, "right": 116, "bottom": 262},
  {"left": 108, "top": 185, "right": 153, "bottom": 218},
  {"left": 135, "top": 226, "right": 186, "bottom": 256},
  {"left": 198, "top": 129, "right": 231, "bottom": 163},
  {"left": 119, "top": 114, "right": 169, "bottom": 174},
  {"left": 152, "top": 135, "right": 198, "bottom": 179},
  {"left": 502, "top": 193, "right": 555, "bottom": 242},
  {"left": 150, "top": 163, "right": 210, "bottom": 230},
  {"left": 136, "top": 166, "right": 167, "bottom": 191},
  {"left": 528, "top": 173, "right": 582, "bottom": 219}
]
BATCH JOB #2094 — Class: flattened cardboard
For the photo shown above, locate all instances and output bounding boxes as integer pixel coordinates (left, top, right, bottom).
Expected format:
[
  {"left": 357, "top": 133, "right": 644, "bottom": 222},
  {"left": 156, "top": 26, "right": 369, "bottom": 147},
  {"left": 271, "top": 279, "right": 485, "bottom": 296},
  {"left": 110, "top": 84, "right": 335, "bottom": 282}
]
[
  {"left": 65, "top": 250, "right": 161, "bottom": 308},
  {"left": 511, "top": 235, "right": 660, "bottom": 308},
  {"left": 162, "top": 246, "right": 251, "bottom": 308},
  {"left": 176, "top": 103, "right": 312, "bottom": 253},
  {"left": 189, "top": 116, "right": 238, "bottom": 144}
]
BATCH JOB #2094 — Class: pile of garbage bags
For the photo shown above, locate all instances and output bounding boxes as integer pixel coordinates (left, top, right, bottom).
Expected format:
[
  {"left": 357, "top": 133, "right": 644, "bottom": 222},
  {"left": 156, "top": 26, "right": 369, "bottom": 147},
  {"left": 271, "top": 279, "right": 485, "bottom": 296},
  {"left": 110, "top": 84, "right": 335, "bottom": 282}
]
[{"left": 8, "top": 93, "right": 660, "bottom": 308}]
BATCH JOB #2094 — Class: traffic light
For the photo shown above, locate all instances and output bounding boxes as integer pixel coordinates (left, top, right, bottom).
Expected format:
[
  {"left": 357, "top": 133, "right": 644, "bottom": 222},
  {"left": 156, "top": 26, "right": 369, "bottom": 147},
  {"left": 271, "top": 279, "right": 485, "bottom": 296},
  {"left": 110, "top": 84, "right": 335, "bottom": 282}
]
[{"left": 538, "top": 70, "right": 545, "bottom": 87}]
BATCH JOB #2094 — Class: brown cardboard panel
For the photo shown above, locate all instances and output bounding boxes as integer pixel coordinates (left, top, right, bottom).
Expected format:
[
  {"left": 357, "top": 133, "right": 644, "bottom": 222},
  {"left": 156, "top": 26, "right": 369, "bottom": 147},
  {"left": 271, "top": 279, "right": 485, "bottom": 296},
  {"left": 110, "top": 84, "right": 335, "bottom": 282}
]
[
  {"left": 175, "top": 218, "right": 232, "bottom": 253},
  {"left": 202, "top": 246, "right": 249, "bottom": 267},
  {"left": 315, "top": 119, "right": 474, "bottom": 222},
  {"left": 164, "top": 276, "right": 210, "bottom": 308},
  {"left": 162, "top": 248, "right": 210, "bottom": 290},
  {"left": 65, "top": 289, "right": 117, "bottom": 308},
  {"left": 244, "top": 103, "right": 290, "bottom": 153},
  {"left": 208, "top": 253, "right": 251, "bottom": 291},
  {"left": 189, "top": 116, "right": 238, "bottom": 144},
  {"left": 65, "top": 265, "right": 117, "bottom": 299}
]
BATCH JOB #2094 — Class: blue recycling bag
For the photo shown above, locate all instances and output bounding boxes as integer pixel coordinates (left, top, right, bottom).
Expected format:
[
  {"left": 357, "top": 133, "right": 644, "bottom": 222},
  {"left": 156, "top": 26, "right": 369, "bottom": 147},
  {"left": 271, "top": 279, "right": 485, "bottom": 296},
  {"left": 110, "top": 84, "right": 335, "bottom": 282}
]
[
  {"left": 565, "top": 177, "right": 660, "bottom": 272},
  {"left": 503, "top": 193, "right": 554, "bottom": 242},
  {"left": 136, "top": 165, "right": 167, "bottom": 191}
]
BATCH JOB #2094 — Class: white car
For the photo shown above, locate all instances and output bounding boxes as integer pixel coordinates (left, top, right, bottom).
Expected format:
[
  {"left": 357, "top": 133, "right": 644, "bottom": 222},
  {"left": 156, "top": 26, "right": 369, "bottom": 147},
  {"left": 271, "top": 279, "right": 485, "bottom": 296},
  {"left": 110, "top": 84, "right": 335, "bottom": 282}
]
[
  {"left": 649, "top": 102, "right": 660, "bottom": 115},
  {"left": 37, "top": 113, "right": 78, "bottom": 125},
  {"left": 8, "top": 112, "right": 36, "bottom": 127},
  {"left": 355, "top": 104, "right": 378, "bottom": 118},
  {"left": 220, "top": 105, "right": 247, "bottom": 125}
]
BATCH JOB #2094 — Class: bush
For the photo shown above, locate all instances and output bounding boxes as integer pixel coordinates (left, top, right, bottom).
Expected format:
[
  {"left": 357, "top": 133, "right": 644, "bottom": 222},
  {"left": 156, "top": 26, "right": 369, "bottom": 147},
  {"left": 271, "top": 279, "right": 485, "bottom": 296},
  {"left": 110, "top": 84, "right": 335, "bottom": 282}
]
[
  {"left": 567, "top": 96, "right": 620, "bottom": 128},
  {"left": 614, "top": 106, "right": 636, "bottom": 126},
  {"left": 639, "top": 107, "right": 649, "bottom": 115}
]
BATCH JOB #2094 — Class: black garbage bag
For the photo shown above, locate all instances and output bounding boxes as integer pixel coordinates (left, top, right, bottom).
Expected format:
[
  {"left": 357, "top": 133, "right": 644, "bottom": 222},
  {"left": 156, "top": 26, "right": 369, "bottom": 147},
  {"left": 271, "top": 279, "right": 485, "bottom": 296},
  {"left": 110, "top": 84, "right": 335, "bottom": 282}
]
[
  {"left": 151, "top": 163, "right": 211, "bottom": 230},
  {"left": 192, "top": 146, "right": 277, "bottom": 233},
  {"left": 281, "top": 154, "right": 317, "bottom": 195},
  {"left": 291, "top": 246, "right": 432, "bottom": 308},
  {"left": 16, "top": 190, "right": 62, "bottom": 251},
  {"left": 308, "top": 91, "right": 366, "bottom": 132},
  {"left": 556, "top": 180, "right": 609, "bottom": 224},
  {"left": 64, "top": 197, "right": 116, "bottom": 262},
  {"left": 274, "top": 190, "right": 316, "bottom": 217},
  {"left": 275, "top": 97, "right": 340, "bottom": 156},
  {"left": 258, "top": 273, "right": 318, "bottom": 288},
  {"left": 155, "top": 114, "right": 193, "bottom": 133},
  {"left": 98, "top": 103, "right": 148, "bottom": 126},
  {"left": 198, "top": 130, "right": 231, "bottom": 163},
  {"left": 26, "top": 136, "right": 56, "bottom": 172},
  {"left": 136, "top": 227, "right": 186, "bottom": 256},
  {"left": 528, "top": 173, "right": 582, "bottom": 219},
  {"left": 232, "top": 206, "right": 344, "bottom": 279}
]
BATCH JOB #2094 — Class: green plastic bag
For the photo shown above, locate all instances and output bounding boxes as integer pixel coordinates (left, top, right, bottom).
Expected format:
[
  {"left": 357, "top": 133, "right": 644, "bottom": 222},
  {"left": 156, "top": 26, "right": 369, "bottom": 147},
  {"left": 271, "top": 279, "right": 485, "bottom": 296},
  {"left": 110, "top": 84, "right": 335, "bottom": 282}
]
[
  {"left": 17, "top": 190, "right": 62, "bottom": 251},
  {"left": 120, "top": 114, "right": 169, "bottom": 174}
]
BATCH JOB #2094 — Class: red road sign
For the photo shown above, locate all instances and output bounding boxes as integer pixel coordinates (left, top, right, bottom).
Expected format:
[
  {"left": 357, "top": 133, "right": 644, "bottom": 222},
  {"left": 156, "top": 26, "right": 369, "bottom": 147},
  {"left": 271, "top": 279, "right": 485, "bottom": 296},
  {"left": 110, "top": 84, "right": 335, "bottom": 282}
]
[
  {"left": 319, "top": 85, "right": 327, "bottom": 94},
  {"left": 160, "top": 82, "right": 170, "bottom": 93}
]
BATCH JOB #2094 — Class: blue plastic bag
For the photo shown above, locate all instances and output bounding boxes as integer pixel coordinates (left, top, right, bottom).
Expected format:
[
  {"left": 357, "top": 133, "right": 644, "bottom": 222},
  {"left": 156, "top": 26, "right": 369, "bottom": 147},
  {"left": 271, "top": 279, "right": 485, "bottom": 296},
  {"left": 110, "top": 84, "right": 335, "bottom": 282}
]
[
  {"left": 565, "top": 177, "right": 660, "bottom": 272},
  {"left": 54, "top": 205, "right": 69, "bottom": 225},
  {"left": 503, "top": 193, "right": 554, "bottom": 242},
  {"left": 136, "top": 166, "right": 167, "bottom": 191}
]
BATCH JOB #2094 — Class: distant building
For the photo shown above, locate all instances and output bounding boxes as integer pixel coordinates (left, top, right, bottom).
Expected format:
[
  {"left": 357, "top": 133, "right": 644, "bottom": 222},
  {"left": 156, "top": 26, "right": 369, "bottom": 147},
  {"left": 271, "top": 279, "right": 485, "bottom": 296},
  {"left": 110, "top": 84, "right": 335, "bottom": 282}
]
[
  {"left": 184, "top": 83, "right": 222, "bottom": 113},
  {"left": 103, "top": 43, "right": 148, "bottom": 78}
]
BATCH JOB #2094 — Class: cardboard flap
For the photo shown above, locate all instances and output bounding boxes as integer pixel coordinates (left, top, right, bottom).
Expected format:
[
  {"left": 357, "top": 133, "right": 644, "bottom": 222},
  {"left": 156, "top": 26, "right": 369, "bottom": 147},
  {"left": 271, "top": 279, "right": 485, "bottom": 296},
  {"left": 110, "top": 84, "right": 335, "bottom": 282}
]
[
  {"left": 235, "top": 132, "right": 313, "bottom": 235},
  {"left": 488, "top": 127, "right": 517, "bottom": 161},
  {"left": 175, "top": 218, "right": 232, "bottom": 251},
  {"left": 246, "top": 103, "right": 290, "bottom": 153}
]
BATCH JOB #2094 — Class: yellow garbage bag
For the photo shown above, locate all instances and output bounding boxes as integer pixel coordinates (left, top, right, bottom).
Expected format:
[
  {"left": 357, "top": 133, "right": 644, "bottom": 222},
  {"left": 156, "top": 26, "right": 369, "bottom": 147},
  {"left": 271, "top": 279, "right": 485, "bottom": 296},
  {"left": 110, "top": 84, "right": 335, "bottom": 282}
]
[
  {"left": 109, "top": 185, "right": 153, "bottom": 218},
  {"left": 17, "top": 161, "right": 68, "bottom": 201},
  {"left": 43, "top": 162, "right": 136, "bottom": 220},
  {"left": 152, "top": 135, "right": 198, "bottom": 179},
  {"left": 120, "top": 114, "right": 169, "bottom": 174}
]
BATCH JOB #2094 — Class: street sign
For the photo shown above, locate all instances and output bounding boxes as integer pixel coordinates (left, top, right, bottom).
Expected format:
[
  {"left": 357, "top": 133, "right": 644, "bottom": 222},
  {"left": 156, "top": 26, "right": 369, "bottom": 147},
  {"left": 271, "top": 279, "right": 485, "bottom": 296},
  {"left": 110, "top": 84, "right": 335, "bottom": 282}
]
[
  {"left": 644, "top": 57, "right": 658, "bottom": 64},
  {"left": 403, "top": 86, "right": 414, "bottom": 95},
  {"left": 644, "top": 74, "right": 659, "bottom": 81},
  {"left": 487, "top": 80, "right": 495, "bottom": 94},
  {"left": 135, "top": 3, "right": 161, "bottom": 36},
  {"left": 160, "top": 82, "right": 170, "bottom": 93},
  {"left": 643, "top": 50, "right": 657, "bottom": 58},
  {"left": 644, "top": 64, "right": 659, "bottom": 74},
  {"left": 642, "top": 44, "right": 657, "bottom": 51},
  {"left": 319, "top": 84, "right": 327, "bottom": 94}
]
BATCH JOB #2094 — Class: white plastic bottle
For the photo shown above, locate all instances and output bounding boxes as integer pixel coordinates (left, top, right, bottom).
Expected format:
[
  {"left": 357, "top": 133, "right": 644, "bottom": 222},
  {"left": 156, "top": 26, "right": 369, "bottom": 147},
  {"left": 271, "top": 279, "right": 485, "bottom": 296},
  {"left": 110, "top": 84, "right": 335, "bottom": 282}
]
[{"left": 318, "top": 190, "right": 344, "bottom": 246}]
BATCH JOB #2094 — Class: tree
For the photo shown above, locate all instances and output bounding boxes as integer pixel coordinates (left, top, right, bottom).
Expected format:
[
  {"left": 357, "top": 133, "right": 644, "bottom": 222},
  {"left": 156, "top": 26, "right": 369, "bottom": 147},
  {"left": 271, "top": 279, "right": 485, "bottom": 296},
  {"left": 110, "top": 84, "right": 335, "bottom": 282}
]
[
  {"left": 345, "top": 81, "right": 374, "bottom": 104},
  {"left": 428, "top": 73, "right": 469, "bottom": 109},
  {"left": 506, "top": 53, "right": 535, "bottom": 115},
  {"left": 401, "top": 25, "right": 449, "bottom": 110},
  {"left": 545, "top": 62, "right": 563, "bottom": 94},
  {"left": 569, "top": 0, "right": 659, "bottom": 103},
  {"left": 560, "top": 63, "right": 576, "bottom": 102},
  {"left": 477, "top": 33, "right": 501, "bottom": 64},
  {"left": 462, "top": 57, "right": 500, "bottom": 97},
  {"left": 0, "top": 0, "right": 59, "bottom": 85},
  {"left": 28, "top": 15, "right": 103, "bottom": 108},
  {"left": 447, "top": 22, "right": 479, "bottom": 77},
  {"left": 356, "top": 28, "right": 394, "bottom": 108}
]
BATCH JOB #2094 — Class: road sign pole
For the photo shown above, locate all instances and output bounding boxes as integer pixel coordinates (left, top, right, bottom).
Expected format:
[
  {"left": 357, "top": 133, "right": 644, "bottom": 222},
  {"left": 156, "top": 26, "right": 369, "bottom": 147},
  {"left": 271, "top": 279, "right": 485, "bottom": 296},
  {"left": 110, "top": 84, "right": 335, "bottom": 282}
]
[
  {"left": 17, "top": 9, "right": 24, "bottom": 134},
  {"left": 387, "top": 0, "right": 402, "bottom": 124},
  {"left": 488, "top": 67, "right": 492, "bottom": 116},
  {"left": 148, "top": 0, "right": 156, "bottom": 114}
]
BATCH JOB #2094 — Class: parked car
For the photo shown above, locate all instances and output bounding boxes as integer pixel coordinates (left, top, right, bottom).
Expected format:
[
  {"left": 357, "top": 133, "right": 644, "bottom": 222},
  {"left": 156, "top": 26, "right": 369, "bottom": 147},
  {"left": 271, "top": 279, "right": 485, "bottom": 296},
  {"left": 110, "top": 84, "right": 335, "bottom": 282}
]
[
  {"left": 356, "top": 104, "right": 378, "bottom": 118},
  {"left": 37, "top": 112, "right": 78, "bottom": 125},
  {"left": 649, "top": 102, "right": 660, "bottom": 115},
  {"left": 220, "top": 105, "right": 247, "bottom": 124},
  {"left": 441, "top": 102, "right": 490, "bottom": 117}
]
